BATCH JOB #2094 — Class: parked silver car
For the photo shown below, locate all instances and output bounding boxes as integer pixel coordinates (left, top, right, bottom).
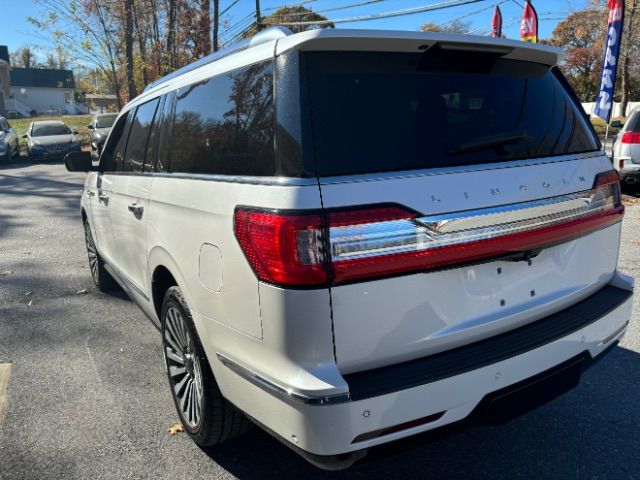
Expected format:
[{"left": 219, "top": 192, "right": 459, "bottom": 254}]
[
  {"left": 0, "top": 116, "right": 19, "bottom": 161},
  {"left": 612, "top": 107, "right": 640, "bottom": 184},
  {"left": 88, "top": 113, "right": 117, "bottom": 158},
  {"left": 23, "top": 120, "right": 82, "bottom": 160}
]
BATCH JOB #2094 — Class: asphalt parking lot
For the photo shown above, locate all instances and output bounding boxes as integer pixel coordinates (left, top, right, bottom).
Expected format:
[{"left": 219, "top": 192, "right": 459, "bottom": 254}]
[{"left": 1, "top": 161, "right": 640, "bottom": 480}]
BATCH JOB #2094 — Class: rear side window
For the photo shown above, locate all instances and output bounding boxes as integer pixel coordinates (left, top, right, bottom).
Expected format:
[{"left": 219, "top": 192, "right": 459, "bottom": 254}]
[
  {"left": 170, "top": 61, "right": 275, "bottom": 176},
  {"left": 99, "top": 111, "right": 132, "bottom": 172},
  {"left": 302, "top": 51, "right": 599, "bottom": 177},
  {"left": 631, "top": 112, "right": 640, "bottom": 133},
  {"left": 123, "top": 98, "right": 160, "bottom": 173}
]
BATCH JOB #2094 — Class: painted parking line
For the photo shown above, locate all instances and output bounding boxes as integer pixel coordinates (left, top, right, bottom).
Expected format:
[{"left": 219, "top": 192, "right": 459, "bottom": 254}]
[{"left": 0, "top": 363, "right": 11, "bottom": 430}]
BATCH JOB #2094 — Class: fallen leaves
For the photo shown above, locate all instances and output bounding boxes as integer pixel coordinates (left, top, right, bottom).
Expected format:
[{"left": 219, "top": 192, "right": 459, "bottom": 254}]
[
  {"left": 0, "top": 271, "right": 11, "bottom": 277},
  {"left": 75, "top": 288, "right": 90, "bottom": 295},
  {"left": 167, "top": 423, "right": 184, "bottom": 435}
]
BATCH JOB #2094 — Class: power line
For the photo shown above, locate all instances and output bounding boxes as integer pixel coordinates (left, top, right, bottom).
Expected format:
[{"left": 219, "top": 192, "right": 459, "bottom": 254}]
[
  {"left": 219, "top": 12, "right": 255, "bottom": 42},
  {"left": 271, "top": 0, "right": 491, "bottom": 26},
  {"left": 220, "top": 0, "right": 242, "bottom": 17},
  {"left": 268, "top": 0, "right": 389, "bottom": 19},
  {"left": 263, "top": 0, "right": 317, "bottom": 12},
  {"left": 422, "top": 0, "right": 507, "bottom": 31}
]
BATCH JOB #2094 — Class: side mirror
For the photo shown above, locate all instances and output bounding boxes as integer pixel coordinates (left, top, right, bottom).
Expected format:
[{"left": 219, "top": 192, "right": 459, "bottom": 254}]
[
  {"left": 64, "top": 151, "right": 93, "bottom": 172},
  {"left": 87, "top": 124, "right": 94, "bottom": 129},
  {"left": 611, "top": 120, "right": 624, "bottom": 128},
  {"left": 22, "top": 134, "right": 28, "bottom": 139},
  {"left": 72, "top": 130, "right": 79, "bottom": 135}
]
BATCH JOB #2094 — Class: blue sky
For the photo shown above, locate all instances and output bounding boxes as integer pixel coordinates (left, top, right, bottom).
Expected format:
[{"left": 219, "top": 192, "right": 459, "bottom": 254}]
[{"left": 0, "top": 0, "right": 591, "bottom": 64}]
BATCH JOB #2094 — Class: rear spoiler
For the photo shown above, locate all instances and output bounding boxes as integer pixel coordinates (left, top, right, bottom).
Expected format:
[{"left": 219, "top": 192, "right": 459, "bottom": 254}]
[{"left": 275, "top": 29, "right": 563, "bottom": 67}]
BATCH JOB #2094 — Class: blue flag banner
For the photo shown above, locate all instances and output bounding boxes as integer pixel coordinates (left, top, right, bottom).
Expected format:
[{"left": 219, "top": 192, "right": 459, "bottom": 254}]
[{"left": 594, "top": 0, "right": 625, "bottom": 122}]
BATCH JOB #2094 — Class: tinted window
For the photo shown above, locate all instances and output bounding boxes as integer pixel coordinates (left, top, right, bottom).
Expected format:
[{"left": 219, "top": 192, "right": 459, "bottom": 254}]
[
  {"left": 96, "top": 114, "right": 117, "bottom": 128},
  {"left": 123, "top": 99, "right": 160, "bottom": 173},
  {"left": 631, "top": 112, "right": 640, "bottom": 133},
  {"left": 303, "top": 51, "right": 599, "bottom": 177},
  {"left": 170, "top": 61, "right": 275, "bottom": 175},
  {"left": 99, "top": 112, "right": 132, "bottom": 172},
  {"left": 32, "top": 124, "right": 71, "bottom": 136}
]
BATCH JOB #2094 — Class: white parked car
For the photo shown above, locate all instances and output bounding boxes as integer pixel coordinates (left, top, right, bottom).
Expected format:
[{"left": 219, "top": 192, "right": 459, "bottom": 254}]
[
  {"left": 66, "top": 28, "right": 634, "bottom": 469},
  {"left": 0, "top": 115, "right": 19, "bottom": 161},
  {"left": 612, "top": 107, "right": 640, "bottom": 185}
]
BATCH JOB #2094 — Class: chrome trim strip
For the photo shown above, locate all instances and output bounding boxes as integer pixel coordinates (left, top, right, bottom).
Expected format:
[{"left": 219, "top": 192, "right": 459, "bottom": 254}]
[
  {"left": 329, "top": 184, "right": 618, "bottom": 262},
  {"left": 216, "top": 353, "right": 351, "bottom": 405},
  {"left": 416, "top": 191, "right": 595, "bottom": 234},
  {"left": 115, "top": 269, "right": 150, "bottom": 302},
  {"left": 602, "top": 321, "right": 629, "bottom": 345}
]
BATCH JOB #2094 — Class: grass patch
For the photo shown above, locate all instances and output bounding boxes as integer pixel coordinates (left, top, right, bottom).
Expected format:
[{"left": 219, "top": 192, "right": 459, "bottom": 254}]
[
  {"left": 591, "top": 116, "right": 625, "bottom": 137},
  {"left": 8, "top": 115, "right": 93, "bottom": 155}
]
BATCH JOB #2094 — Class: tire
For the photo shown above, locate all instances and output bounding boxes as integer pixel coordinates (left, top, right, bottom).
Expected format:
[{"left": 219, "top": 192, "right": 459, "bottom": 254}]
[
  {"left": 161, "top": 286, "right": 250, "bottom": 446},
  {"left": 83, "top": 220, "right": 118, "bottom": 292}
]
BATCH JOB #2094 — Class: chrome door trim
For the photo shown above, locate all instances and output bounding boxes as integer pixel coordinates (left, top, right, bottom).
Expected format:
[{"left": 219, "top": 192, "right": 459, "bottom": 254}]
[
  {"left": 216, "top": 353, "right": 351, "bottom": 406},
  {"left": 117, "top": 269, "right": 150, "bottom": 302}
]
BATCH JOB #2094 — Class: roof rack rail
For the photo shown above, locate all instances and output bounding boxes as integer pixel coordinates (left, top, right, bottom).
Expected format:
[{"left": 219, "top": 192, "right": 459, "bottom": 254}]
[{"left": 142, "top": 26, "right": 293, "bottom": 93}]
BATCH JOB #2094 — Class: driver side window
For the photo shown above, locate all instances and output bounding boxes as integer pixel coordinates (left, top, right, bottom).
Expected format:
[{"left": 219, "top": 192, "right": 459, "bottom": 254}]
[{"left": 98, "top": 111, "right": 132, "bottom": 173}]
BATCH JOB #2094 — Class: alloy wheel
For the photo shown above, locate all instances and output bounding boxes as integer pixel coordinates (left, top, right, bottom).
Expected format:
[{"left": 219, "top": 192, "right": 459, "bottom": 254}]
[
  {"left": 84, "top": 223, "right": 99, "bottom": 283},
  {"left": 164, "top": 306, "right": 203, "bottom": 429}
]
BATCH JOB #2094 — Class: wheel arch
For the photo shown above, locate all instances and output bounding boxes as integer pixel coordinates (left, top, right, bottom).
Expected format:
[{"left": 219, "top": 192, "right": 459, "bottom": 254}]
[{"left": 149, "top": 246, "right": 190, "bottom": 322}]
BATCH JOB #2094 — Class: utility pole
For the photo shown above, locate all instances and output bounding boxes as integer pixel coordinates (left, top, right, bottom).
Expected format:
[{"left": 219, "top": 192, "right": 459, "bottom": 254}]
[{"left": 255, "top": 0, "right": 262, "bottom": 32}]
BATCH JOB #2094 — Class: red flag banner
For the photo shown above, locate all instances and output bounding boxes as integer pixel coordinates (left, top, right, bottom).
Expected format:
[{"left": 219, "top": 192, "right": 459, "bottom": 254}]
[
  {"left": 520, "top": 0, "right": 539, "bottom": 43},
  {"left": 490, "top": 6, "right": 503, "bottom": 38}
]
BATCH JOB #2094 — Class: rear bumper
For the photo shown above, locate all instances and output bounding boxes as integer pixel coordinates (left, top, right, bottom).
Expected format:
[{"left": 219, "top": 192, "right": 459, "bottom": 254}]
[
  {"left": 620, "top": 169, "right": 640, "bottom": 183},
  {"left": 213, "top": 272, "right": 634, "bottom": 461}
]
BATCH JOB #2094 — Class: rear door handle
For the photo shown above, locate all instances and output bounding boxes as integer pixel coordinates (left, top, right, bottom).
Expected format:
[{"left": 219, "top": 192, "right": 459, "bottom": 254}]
[
  {"left": 98, "top": 192, "right": 109, "bottom": 204},
  {"left": 128, "top": 202, "right": 144, "bottom": 219},
  {"left": 86, "top": 189, "right": 95, "bottom": 197}
]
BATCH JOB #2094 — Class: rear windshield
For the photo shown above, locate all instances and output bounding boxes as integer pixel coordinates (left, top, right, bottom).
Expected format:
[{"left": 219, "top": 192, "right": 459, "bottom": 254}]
[
  {"left": 96, "top": 114, "right": 117, "bottom": 128},
  {"left": 303, "top": 50, "right": 599, "bottom": 177},
  {"left": 32, "top": 124, "right": 71, "bottom": 137}
]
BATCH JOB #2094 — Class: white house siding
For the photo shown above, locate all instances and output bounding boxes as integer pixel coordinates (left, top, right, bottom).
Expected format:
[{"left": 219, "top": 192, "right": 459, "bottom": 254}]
[
  {"left": 9, "top": 86, "right": 78, "bottom": 115},
  {"left": 582, "top": 102, "right": 640, "bottom": 119}
]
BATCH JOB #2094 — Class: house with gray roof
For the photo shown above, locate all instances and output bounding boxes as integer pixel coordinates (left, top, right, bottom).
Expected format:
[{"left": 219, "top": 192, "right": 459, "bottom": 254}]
[{"left": 0, "top": 45, "right": 87, "bottom": 117}]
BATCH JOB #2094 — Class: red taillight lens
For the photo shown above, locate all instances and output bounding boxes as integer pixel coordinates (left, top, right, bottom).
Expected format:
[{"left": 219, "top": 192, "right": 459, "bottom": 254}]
[
  {"left": 234, "top": 209, "right": 328, "bottom": 287},
  {"left": 236, "top": 172, "right": 624, "bottom": 287},
  {"left": 621, "top": 132, "right": 640, "bottom": 144}
]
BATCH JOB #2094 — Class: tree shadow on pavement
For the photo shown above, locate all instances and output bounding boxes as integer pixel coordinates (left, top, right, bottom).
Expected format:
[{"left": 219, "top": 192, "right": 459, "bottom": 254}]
[{"left": 201, "top": 345, "right": 640, "bottom": 479}]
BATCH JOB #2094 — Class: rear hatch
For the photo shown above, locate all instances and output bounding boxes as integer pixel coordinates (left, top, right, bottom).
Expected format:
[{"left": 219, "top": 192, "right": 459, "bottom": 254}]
[{"left": 300, "top": 45, "right": 623, "bottom": 374}]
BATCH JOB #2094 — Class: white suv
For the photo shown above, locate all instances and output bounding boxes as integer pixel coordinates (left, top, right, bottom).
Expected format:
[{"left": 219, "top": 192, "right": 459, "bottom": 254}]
[
  {"left": 612, "top": 107, "right": 640, "bottom": 184},
  {"left": 65, "top": 28, "right": 634, "bottom": 469}
]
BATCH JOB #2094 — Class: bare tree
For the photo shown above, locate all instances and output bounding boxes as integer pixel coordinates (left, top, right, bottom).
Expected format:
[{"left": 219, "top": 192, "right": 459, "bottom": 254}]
[{"left": 124, "top": 0, "right": 138, "bottom": 99}]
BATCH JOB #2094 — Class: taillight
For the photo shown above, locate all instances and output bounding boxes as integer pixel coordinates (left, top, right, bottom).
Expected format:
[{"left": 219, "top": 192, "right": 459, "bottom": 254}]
[
  {"left": 621, "top": 132, "right": 640, "bottom": 144},
  {"left": 234, "top": 209, "right": 328, "bottom": 287},
  {"left": 235, "top": 171, "right": 623, "bottom": 287}
]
